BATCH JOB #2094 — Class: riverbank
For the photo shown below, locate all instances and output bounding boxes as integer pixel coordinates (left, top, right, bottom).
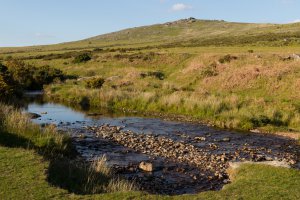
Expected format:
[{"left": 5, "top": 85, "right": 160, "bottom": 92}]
[
  {"left": 23, "top": 99, "right": 300, "bottom": 195},
  {"left": 0, "top": 104, "right": 137, "bottom": 198},
  {"left": 2, "top": 146, "right": 300, "bottom": 199},
  {"left": 44, "top": 89, "right": 300, "bottom": 141},
  {"left": 33, "top": 49, "right": 300, "bottom": 137},
  {"left": 1, "top": 103, "right": 300, "bottom": 199}
]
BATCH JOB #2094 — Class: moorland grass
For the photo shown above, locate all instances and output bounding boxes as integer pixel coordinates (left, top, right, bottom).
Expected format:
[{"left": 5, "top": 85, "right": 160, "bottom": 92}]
[{"left": 38, "top": 50, "right": 300, "bottom": 134}]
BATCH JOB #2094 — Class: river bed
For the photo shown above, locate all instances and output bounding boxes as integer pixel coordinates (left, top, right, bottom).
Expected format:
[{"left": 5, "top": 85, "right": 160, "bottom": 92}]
[{"left": 24, "top": 96, "right": 300, "bottom": 195}]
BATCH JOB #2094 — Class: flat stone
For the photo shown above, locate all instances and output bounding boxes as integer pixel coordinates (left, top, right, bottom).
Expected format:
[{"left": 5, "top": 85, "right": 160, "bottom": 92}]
[{"left": 228, "top": 161, "right": 291, "bottom": 170}]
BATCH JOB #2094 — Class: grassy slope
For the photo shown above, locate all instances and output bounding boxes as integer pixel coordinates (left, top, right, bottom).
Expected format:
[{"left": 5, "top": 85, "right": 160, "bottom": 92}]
[{"left": 1, "top": 19, "right": 300, "bottom": 53}]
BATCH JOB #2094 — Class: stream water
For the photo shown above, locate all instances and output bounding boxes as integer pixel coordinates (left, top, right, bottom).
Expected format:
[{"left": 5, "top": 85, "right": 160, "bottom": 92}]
[{"left": 24, "top": 94, "right": 300, "bottom": 195}]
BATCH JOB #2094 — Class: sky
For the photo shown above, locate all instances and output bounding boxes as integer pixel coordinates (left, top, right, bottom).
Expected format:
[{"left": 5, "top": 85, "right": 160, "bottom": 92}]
[{"left": 1, "top": 0, "right": 300, "bottom": 47}]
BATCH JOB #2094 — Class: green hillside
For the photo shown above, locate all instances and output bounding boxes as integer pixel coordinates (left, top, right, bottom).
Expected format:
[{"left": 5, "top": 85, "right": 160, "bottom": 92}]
[
  {"left": 86, "top": 18, "right": 300, "bottom": 47},
  {"left": 2, "top": 18, "right": 300, "bottom": 53}
]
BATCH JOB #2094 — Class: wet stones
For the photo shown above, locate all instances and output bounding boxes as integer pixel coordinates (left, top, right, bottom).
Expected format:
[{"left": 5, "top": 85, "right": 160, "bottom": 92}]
[
  {"left": 85, "top": 124, "right": 300, "bottom": 189},
  {"left": 88, "top": 125, "right": 231, "bottom": 180}
]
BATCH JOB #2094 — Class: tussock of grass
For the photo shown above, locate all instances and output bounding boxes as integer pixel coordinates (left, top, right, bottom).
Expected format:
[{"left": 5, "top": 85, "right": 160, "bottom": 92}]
[
  {"left": 48, "top": 156, "right": 137, "bottom": 195},
  {"left": 0, "top": 103, "right": 74, "bottom": 157},
  {"left": 0, "top": 104, "right": 137, "bottom": 198},
  {"left": 106, "top": 178, "right": 138, "bottom": 193}
]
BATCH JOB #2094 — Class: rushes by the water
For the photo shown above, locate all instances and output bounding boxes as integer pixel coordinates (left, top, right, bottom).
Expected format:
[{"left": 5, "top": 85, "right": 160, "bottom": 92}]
[
  {"left": 84, "top": 156, "right": 138, "bottom": 194},
  {"left": 0, "top": 103, "right": 137, "bottom": 194},
  {"left": 0, "top": 103, "right": 72, "bottom": 157}
]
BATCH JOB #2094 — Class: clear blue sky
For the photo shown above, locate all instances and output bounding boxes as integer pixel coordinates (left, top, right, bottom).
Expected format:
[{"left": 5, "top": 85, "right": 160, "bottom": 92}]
[{"left": 1, "top": 0, "right": 300, "bottom": 47}]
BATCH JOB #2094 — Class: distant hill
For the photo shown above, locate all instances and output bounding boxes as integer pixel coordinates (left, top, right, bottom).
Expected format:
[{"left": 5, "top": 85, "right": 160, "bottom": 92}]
[
  {"left": 81, "top": 18, "right": 300, "bottom": 48},
  {"left": 1, "top": 18, "right": 300, "bottom": 52}
]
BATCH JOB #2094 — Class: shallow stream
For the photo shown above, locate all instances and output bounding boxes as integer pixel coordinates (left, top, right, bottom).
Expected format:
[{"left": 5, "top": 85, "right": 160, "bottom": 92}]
[{"left": 24, "top": 94, "right": 300, "bottom": 195}]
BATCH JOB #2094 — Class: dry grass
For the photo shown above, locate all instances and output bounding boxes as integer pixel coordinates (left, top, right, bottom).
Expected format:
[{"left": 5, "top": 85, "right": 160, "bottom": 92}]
[
  {"left": 83, "top": 155, "right": 138, "bottom": 194},
  {"left": 42, "top": 51, "right": 300, "bottom": 133},
  {"left": 0, "top": 104, "right": 71, "bottom": 156},
  {"left": 0, "top": 104, "right": 138, "bottom": 195}
]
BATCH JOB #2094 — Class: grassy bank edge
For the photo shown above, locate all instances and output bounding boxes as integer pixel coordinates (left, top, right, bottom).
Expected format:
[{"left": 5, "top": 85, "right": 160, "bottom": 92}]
[
  {"left": 0, "top": 103, "right": 137, "bottom": 198},
  {"left": 1, "top": 145, "right": 300, "bottom": 200},
  {"left": 44, "top": 89, "right": 300, "bottom": 141}
]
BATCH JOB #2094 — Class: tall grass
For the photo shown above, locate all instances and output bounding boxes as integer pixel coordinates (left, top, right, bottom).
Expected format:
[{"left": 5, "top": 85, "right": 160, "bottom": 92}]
[
  {"left": 90, "top": 156, "right": 138, "bottom": 193},
  {"left": 44, "top": 51, "right": 300, "bottom": 133},
  {"left": 0, "top": 103, "right": 138, "bottom": 194},
  {"left": 0, "top": 103, "right": 73, "bottom": 157},
  {"left": 48, "top": 155, "right": 138, "bottom": 194}
]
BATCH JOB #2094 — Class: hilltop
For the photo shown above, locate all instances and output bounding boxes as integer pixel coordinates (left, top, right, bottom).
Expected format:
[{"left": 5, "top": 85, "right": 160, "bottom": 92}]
[
  {"left": 84, "top": 18, "right": 300, "bottom": 47},
  {"left": 1, "top": 18, "right": 300, "bottom": 53}
]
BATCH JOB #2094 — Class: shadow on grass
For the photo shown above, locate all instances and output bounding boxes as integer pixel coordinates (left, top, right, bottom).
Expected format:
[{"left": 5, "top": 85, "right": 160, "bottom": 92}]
[
  {"left": 0, "top": 130, "right": 112, "bottom": 195},
  {"left": 0, "top": 131, "right": 34, "bottom": 149},
  {"left": 48, "top": 159, "right": 110, "bottom": 194}
]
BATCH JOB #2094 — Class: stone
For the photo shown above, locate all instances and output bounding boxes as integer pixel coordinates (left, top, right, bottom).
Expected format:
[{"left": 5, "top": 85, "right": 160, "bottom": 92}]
[
  {"left": 194, "top": 136, "right": 206, "bottom": 141},
  {"left": 250, "top": 129, "right": 260, "bottom": 133},
  {"left": 221, "top": 137, "right": 231, "bottom": 142},
  {"left": 223, "top": 179, "right": 230, "bottom": 184},
  {"left": 26, "top": 112, "right": 41, "bottom": 119},
  {"left": 78, "top": 134, "right": 87, "bottom": 139},
  {"left": 87, "top": 113, "right": 102, "bottom": 116},
  {"left": 291, "top": 54, "right": 299, "bottom": 60},
  {"left": 228, "top": 161, "right": 291, "bottom": 170},
  {"left": 139, "top": 162, "right": 155, "bottom": 172}
]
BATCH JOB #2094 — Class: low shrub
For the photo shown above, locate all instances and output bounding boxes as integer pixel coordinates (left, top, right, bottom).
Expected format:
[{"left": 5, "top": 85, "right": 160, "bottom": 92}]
[
  {"left": 5, "top": 60, "right": 65, "bottom": 90},
  {"left": 201, "top": 62, "right": 218, "bottom": 77},
  {"left": 140, "top": 71, "right": 165, "bottom": 80},
  {"left": 0, "top": 63, "right": 18, "bottom": 99},
  {"left": 93, "top": 48, "right": 103, "bottom": 52},
  {"left": 73, "top": 53, "right": 91, "bottom": 64},
  {"left": 219, "top": 54, "right": 238, "bottom": 64},
  {"left": 250, "top": 115, "right": 272, "bottom": 127},
  {"left": 85, "top": 77, "right": 105, "bottom": 89}
]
